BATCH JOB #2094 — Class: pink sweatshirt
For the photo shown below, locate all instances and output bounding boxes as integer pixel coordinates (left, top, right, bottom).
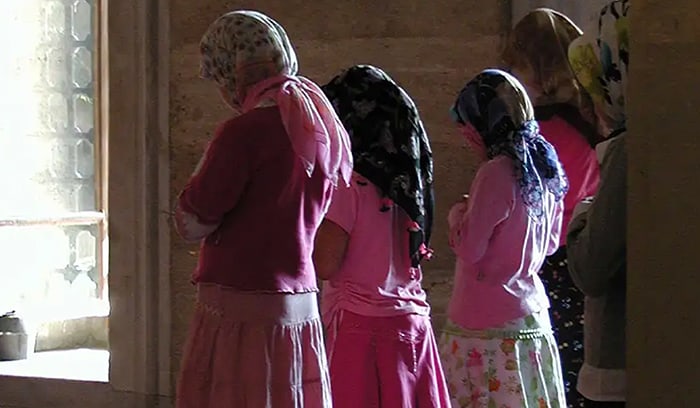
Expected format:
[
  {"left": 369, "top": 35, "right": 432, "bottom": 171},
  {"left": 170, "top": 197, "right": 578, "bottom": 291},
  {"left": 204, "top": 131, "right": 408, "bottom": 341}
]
[
  {"left": 538, "top": 115, "right": 599, "bottom": 244},
  {"left": 176, "top": 107, "right": 332, "bottom": 293},
  {"left": 447, "top": 156, "right": 563, "bottom": 329},
  {"left": 321, "top": 173, "right": 430, "bottom": 320}
]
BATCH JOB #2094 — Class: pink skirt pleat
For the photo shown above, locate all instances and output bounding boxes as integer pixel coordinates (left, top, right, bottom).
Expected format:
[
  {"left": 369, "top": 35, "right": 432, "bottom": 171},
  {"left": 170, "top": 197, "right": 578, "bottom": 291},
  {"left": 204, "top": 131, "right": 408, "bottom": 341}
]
[{"left": 176, "top": 284, "right": 332, "bottom": 408}]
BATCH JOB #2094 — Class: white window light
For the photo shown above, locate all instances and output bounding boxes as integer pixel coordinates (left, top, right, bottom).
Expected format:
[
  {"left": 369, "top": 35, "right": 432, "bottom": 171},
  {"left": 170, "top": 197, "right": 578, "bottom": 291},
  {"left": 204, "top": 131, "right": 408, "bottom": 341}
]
[{"left": 0, "top": 0, "right": 107, "bottom": 358}]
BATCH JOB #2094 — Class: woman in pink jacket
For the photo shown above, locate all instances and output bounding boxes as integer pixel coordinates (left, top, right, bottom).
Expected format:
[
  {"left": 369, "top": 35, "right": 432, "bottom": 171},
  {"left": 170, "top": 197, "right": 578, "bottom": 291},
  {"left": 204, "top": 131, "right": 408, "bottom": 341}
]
[
  {"left": 440, "top": 69, "right": 568, "bottom": 407},
  {"left": 502, "top": 10, "right": 601, "bottom": 406}
]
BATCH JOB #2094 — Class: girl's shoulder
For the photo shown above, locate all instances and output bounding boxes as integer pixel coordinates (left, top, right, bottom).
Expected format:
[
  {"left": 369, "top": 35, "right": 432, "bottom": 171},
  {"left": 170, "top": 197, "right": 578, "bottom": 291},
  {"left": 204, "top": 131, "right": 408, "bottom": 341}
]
[
  {"left": 535, "top": 103, "right": 600, "bottom": 147},
  {"left": 473, "top": 156, "right": 517, "bottom": 191},
  {"left": 212, "top": 107, "right": 287, "bottom": 156},
  {"left": 217, "top": 106, "right": 282, "bottom": 135},
  {"left": 348, "top": 173, "right": 383, "bottom": 202},
  {"left": 481, "top": 155, "right": 514, "bottom": 175},
  {"left": 350, "top": 172, "right": 368, "bottom": 185},
  {"left": 539, "top": 114, "right": 588, "bottom": 143}
]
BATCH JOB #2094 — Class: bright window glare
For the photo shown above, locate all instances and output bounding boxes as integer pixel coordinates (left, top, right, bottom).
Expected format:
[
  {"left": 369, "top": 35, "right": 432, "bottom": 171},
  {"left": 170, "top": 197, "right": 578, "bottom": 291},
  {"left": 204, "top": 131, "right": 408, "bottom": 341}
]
[{"left": 0, "top": 1, "right": 106, "bottom": 326}]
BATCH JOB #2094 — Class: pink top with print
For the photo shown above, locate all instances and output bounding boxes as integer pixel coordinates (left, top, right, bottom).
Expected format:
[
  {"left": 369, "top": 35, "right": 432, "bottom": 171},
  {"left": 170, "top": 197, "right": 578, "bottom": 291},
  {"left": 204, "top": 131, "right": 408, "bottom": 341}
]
[
  {"left": 175, "top": 107, "right": 333, "bottom": 293},
  {"left": 321, "top": 173, "right": 430, "bottom": 320},
  {"left": 447, "top": 156, "right": 563, "bottom": 329}
]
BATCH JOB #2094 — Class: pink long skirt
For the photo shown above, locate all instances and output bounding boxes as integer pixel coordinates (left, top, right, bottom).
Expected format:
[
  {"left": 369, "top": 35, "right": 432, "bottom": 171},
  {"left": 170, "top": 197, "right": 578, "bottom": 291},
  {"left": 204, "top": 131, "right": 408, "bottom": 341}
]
[
  {"left": 326, "top": 310, "right": 451, "bottom": 407},
  {"left": 176, "top": 284, "right": 332, "bottom": 408}
]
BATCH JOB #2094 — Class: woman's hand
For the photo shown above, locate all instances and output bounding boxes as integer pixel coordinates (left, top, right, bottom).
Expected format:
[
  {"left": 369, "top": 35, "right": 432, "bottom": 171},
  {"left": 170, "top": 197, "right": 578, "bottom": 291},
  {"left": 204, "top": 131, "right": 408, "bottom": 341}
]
[
  {"left": 173, "top": 203, "right": 220, "bottom": 242},
  {"left": 571, "top": 196, "right": 594, "bottom": 221},
  {"left": 447, "top": 195, "right": 469, "bottom": 248}
]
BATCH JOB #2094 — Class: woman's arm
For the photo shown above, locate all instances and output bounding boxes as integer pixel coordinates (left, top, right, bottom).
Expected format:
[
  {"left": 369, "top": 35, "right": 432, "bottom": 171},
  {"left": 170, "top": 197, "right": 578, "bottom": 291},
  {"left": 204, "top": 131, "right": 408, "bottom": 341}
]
[
  {"left": 447, "top": 197, "right": 468, "bottom": 249},
  {"left": 547, "top": 200, "right": 564, "bottom": 256},
  {"left": 567, "top": 136, "right": 627, "bottom": 297},
  {"left": 313, "top": 181, "right": 357, "bottom": 280},
  {"left": 175, "top": 121, "right": 250, "bottom": 241},
  {"left": 313, "top": 220, "right": 350, "bottom": 280},
  {"left": 174, "top": 205, "right": 220, "bottom": 243},
  {"left": 453, "top": 159, "right": 515, "bottom": 264}
]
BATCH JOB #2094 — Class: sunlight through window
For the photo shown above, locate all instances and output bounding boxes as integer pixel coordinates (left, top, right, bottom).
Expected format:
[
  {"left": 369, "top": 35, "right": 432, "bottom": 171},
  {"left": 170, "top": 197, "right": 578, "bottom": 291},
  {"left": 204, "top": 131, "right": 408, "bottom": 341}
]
[{"left": 0, "top": 0, "right": 106, "bottom": 348}]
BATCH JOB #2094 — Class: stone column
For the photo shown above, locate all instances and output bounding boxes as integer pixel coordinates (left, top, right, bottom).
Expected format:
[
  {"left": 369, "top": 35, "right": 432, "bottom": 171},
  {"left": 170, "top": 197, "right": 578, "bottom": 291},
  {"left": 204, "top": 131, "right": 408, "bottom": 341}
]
[{"left": 627, "top": 0, "right": 700, "bottom": 405}]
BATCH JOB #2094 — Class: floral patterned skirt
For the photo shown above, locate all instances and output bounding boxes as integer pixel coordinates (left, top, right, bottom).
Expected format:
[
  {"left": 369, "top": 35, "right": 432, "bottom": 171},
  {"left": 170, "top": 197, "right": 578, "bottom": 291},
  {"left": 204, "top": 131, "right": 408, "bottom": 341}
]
[{"left": 439, "top": 310, "right": 566, "bottom": 408}]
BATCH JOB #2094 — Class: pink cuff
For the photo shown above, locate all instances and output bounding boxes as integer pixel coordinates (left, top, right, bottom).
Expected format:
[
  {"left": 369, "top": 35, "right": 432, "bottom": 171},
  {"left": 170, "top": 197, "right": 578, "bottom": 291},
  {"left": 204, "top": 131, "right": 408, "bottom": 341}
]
[
  {"left": 174, "top": 203, "right": 219, "bottom": 242},
  {"left": 418, "top": 243, "right": 434, "bottom": 261},
  {"left": 447, "top": 202, "right": 468, "bottom": 230},
  {"left": 380, "top": 197, "right": 394, "bottom": 211}
]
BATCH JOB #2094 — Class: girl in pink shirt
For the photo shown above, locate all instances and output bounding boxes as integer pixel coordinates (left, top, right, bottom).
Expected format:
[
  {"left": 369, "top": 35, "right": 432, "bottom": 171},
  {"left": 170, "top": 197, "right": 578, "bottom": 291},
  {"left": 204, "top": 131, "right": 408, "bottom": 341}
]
[
  {"left": 439, "top": 69, "right": 568, "bottom": 407},
  {"left": 174, "top": 11, "right": 352, "bottom": 408},
  {"left": 502, "top": 9, "right": 601, "bottom": 407},
  {"left": 314, "top": 65, "right": 450, "bottom": 407}
]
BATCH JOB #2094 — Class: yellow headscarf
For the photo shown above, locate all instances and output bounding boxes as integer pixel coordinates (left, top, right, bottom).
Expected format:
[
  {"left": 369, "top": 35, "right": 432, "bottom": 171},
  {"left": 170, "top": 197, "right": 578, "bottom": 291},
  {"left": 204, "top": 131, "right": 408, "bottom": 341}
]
[{"left": 568, "top": 0, "right": 630, "bottom": 133}]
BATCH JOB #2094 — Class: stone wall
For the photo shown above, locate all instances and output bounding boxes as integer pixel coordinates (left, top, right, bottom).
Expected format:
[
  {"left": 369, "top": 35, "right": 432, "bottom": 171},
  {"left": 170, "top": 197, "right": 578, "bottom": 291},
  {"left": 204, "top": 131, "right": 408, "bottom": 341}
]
[
  {"left": 169, "top": 0, "right": 511, "bottom": 381},
  {"left": 626, "top": 0, "right": 700, "bottom": 405}
]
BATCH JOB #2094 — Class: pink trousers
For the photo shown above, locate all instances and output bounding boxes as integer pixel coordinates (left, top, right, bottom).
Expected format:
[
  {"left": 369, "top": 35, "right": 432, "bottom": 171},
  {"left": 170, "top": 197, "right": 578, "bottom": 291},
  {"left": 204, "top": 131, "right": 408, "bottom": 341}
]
[{"left": 326, "top": 311, "right": 451, "bottom": 408}]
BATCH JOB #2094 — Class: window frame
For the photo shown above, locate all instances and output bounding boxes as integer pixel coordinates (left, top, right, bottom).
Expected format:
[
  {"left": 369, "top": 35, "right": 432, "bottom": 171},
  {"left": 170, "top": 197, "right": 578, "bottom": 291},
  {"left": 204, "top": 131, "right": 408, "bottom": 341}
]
[{"left": 0, "top": 0, "right": 172, "bottom": 405}]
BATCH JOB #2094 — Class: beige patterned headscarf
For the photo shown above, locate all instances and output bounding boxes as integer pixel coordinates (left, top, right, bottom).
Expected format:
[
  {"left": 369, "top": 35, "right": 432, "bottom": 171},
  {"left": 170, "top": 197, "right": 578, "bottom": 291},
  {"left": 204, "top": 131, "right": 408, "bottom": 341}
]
[
  {"left": 199, "top": 10, "right": 353, "bottom": 186},
  {"left": 199, "top": 10, "right": 297, "bottom": 103}
]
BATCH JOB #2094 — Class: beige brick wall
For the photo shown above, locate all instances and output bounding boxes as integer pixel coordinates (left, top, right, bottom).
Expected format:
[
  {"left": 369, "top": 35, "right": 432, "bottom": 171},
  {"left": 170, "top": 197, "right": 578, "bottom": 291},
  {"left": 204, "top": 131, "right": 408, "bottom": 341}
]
[{"left": 169, "top": 0, "right": 511, "bottom": 378}]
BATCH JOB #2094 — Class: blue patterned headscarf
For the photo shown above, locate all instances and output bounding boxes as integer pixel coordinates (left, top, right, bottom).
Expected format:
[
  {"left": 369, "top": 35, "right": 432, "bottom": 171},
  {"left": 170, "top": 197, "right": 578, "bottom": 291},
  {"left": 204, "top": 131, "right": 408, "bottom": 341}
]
[{"left": 450, "top": 69, "right": 568, "bottom": 220}]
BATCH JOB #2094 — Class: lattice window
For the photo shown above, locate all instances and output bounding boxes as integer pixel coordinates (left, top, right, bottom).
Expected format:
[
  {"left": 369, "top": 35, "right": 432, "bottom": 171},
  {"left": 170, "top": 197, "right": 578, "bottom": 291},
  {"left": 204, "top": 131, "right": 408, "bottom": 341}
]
[{"left": 0, "top": 0, "right": 105, "bottom": 326}]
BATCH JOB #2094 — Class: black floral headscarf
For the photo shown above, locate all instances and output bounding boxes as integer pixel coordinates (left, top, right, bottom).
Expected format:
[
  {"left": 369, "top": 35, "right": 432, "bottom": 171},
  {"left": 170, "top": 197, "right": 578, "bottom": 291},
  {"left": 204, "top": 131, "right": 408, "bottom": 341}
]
[{"left": 322, "top": 65, "right": 435, "bottom": 267}]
